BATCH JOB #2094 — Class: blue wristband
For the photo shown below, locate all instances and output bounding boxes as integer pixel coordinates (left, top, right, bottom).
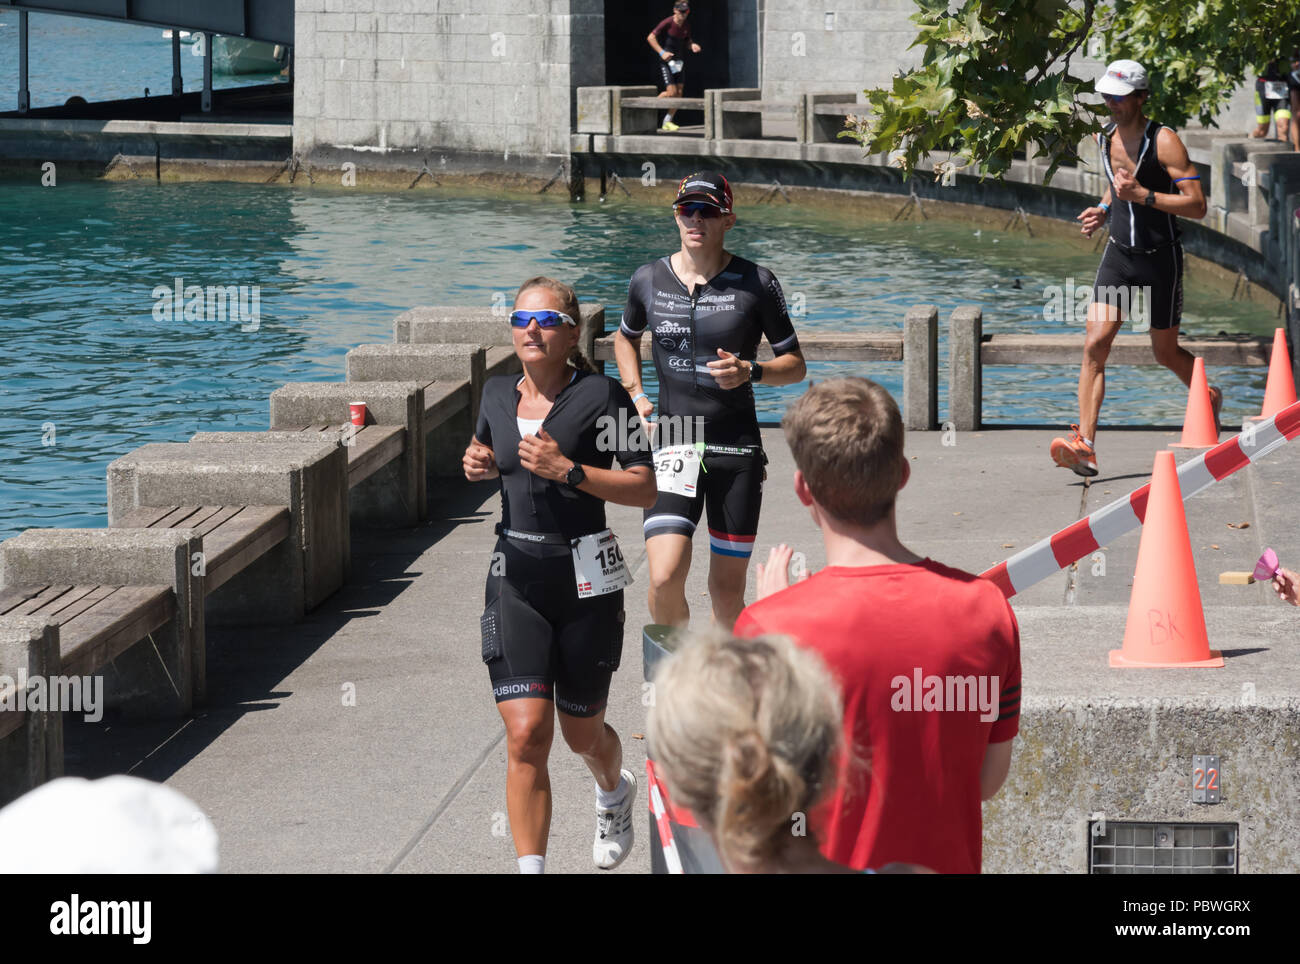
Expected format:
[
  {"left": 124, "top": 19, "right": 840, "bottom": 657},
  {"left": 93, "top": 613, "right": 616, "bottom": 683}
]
[
  {"left": 1099, "top": 201, "right": 1110, "bottom": 213},
  {"left": 631, "top": 392, "right": 648, "bottom": 405}
]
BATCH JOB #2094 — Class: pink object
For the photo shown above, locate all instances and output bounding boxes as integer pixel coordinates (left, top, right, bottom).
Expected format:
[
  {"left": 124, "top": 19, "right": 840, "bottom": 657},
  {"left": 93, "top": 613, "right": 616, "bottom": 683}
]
[
  {"left": 1254, "top": 548, "right": 1281, "bottom": 582},
  {"left": 349, "top": 402, "right": 367, "bottom": 427}
]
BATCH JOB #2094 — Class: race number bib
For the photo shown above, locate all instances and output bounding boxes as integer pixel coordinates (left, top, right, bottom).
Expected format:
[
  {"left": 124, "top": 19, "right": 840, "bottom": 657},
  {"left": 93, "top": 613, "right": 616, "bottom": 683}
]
[
  {"left": 668, "top": 59, "right": 684, "bottom": 74},
  {"left": 1264, "top": 80, "right": 1288, "bottom": 100},
  {"left": 654, "top": 443, "right": 702, "bottom": 497},
  {"left": 571, "top": 529, "right": 633, "bottom": 599}
]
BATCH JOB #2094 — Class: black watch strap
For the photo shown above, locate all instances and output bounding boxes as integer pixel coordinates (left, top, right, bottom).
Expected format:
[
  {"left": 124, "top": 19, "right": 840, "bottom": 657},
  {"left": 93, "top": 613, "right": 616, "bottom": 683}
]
[
  {"left": 565, "top": 463, "right": 586, "bottom": 487},
  {"left": 750, "top": 361, "right": 763, "bottom": 382}
]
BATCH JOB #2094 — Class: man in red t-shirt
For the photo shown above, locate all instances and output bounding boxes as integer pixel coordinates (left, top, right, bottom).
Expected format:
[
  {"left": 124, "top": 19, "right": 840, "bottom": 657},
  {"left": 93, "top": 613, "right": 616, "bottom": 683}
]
[{"left": 732, "top": 377, "right": 1020, "bottom": 874}]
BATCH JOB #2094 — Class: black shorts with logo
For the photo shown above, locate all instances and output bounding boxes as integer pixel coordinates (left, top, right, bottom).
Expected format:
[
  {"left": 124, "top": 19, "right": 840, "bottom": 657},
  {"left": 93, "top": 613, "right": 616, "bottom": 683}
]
[
  {"left": 481, "top": 537, "right": 625, "bottom": 718},
  {"left": 642, "top": 445, "right": 766, "bottom": 558},
  {"left": 657, "top": 58, "right": 685, "bottom": 89},
  {"left": 1092, "top": 239, "right": 1183, "bottom": 330}
]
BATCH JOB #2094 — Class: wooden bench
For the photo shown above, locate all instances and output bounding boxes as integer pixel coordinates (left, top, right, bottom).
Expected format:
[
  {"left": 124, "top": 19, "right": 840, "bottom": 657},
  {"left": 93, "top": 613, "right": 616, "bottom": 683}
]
[
  {"left": 0, "top": 584, "right": 174, "bottom": 685},
  {"left": 110, "top": 504, "right": 291, "bottom": 594}
]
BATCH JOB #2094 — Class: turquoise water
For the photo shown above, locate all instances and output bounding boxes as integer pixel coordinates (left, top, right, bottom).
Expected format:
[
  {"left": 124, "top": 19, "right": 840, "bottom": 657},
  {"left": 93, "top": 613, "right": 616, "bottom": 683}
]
[
  {"left": 0, "top": 13, "right": 284, "bottom": 108},
  {"left": 0, "top": 181, "right": 1278, "bottom": 540}
]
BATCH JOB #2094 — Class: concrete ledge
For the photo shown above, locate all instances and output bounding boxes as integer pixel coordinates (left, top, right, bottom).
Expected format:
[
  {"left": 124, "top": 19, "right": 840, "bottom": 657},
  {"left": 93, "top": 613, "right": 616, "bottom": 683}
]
[
  {"left": 106, "top": 443, "right": 347, "bottom": 623},
  {"left": 0, "top": 617, "right": 62, "bottom": 807},
  {"left": 0, "top": 528, "right": 203, "bottom": 715},
  {"left": 270, "top": 382, "right": 425, "bottom": 527},
  {"left": 395, "top": 304, "right": 606, "bottom": 348},
  {"left": 985, "top": 606, "right": 1300, "bottom": 873}
]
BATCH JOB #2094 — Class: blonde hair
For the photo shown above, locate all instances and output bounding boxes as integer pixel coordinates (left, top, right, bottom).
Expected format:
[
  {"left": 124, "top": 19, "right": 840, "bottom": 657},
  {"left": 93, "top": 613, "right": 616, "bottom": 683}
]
[
  {"left": 647, "top": 630, "right": 842, "bottom": 871},
  {"left": 514, "top": 276, "right": 595, "bottom": 373},
  {"left": 781, "top": 377, "right": 905, "bottom": 527}
]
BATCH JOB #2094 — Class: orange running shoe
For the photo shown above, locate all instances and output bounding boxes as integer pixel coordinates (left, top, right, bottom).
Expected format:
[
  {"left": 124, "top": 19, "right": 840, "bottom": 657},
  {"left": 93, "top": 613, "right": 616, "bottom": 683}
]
[{"left": 1050, "top": 425, "right": 1098, "bottom": 477}]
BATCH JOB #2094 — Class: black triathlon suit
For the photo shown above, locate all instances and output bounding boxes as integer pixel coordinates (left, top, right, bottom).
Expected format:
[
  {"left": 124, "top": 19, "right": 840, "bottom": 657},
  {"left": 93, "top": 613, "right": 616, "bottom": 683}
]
[
  {"left": 621, "top": 254, "right": 800, "bottom": 558},
  {"left": 475, "top": 369, "right": 652, "bottom": 717},
  {"left": 1094, "top": 119, "right": 1184, "bottom": 330}
]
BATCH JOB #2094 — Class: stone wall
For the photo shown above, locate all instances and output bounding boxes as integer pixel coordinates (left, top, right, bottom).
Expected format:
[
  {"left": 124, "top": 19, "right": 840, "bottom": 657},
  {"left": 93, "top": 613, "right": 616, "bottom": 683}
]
[{"left": 293, "top": 0, "right": 602, "bottom": 171}]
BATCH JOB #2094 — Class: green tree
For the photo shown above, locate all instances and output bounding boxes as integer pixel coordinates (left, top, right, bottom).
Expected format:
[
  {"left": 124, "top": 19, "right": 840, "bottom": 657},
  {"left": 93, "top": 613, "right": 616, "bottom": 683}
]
[{"left": 843, "top": 0, "right": 1297, "bottom": 184}]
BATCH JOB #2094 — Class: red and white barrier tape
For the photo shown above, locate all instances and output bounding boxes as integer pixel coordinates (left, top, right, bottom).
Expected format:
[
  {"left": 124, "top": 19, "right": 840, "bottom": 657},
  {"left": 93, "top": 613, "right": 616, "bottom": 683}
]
[
  {"left": 645, "top": 759, "right": 684, "bottom": 875},
  {"left": 980, "top": 399, "right": 1300, "bottom": 598}
]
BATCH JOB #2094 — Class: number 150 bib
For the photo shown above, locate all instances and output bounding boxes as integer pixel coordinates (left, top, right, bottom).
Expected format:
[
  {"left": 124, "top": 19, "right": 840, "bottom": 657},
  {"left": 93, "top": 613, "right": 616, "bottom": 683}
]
[{"left": 571, "top": 529, "right": 633, "bottom": 599}]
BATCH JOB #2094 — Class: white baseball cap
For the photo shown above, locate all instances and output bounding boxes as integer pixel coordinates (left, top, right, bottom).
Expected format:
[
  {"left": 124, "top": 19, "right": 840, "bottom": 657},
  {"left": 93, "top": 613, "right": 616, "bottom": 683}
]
[{"left": 1096, "top": 60, "right": 1149, "bottom": 96}]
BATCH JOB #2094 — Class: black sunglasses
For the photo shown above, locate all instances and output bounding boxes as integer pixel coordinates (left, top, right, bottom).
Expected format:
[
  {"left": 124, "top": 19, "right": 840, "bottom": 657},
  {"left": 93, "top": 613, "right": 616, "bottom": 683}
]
[{"left": 674, "top": 202, "right": 723, "bottom": 219}]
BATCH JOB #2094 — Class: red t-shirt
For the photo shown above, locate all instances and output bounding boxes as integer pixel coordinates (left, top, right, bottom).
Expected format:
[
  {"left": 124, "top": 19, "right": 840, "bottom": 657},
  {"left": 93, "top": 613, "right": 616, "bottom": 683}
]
[
  {"left": 652, "top": 16, "right": 691, "bottom": 53},
  {"left": 733, "top": 559, "right": 1021, "bottom": 874}
]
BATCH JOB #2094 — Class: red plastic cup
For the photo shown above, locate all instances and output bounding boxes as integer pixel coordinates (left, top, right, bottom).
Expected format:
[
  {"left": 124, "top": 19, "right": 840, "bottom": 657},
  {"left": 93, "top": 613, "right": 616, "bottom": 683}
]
[{"left": 350, "top": 402, "right": 367, "bottom": 427}]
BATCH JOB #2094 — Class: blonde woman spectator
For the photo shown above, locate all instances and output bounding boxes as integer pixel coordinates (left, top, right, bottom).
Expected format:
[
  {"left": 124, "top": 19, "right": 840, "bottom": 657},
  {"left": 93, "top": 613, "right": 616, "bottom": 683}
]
[{"left": 647, "top": 630, "right": 928, "bottom": 874}]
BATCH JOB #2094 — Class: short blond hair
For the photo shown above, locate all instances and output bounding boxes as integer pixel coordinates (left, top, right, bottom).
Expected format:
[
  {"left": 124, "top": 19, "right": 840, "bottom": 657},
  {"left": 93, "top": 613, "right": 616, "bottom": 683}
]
[
  {"left": 781, "top": 377, "right": 905, "bottom": 527},
  {"left": 647, "top": 630, "right": 842, "bottom": 871}
]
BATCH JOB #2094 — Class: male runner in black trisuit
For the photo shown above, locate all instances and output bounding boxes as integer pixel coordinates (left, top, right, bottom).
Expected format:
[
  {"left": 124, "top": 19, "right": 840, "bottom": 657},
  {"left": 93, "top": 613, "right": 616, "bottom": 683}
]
[
  {"left": 614, "top": 171, "right": 806, "bottom": 628},
  {"left": 1052, "top": 60, "right": 1215, "bottom": 477},
  {"left": 465, "top": 277, "right": 656, "bottom": 873}
]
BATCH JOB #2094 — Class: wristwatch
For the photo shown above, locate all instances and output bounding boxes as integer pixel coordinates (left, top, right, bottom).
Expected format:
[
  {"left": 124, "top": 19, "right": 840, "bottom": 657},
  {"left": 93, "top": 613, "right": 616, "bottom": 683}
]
[
  {"left": 565, "top": 462, "right": 586, "bottom": 488},
  {"left": 749, "top": 361, "right": 764, "bottom": 383},
  {"left": 1144, "top": 191, "right": 1157, "bottom": 207}
]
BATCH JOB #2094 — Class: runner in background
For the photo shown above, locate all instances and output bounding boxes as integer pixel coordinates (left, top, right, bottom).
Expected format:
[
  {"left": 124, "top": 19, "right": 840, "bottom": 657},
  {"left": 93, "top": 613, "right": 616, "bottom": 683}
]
[
  {"left": 647, "top": 1, "right": 702, "bottom": 132},
  {"left": 1252, "top": 55, "right": 1292, "bottom": 141}
]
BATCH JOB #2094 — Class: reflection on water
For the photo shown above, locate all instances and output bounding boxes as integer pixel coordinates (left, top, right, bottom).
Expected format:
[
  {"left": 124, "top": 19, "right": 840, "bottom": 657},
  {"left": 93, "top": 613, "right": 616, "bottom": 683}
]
[{"left": 0, "top": 181, "right": 1278, "bottom": 539}]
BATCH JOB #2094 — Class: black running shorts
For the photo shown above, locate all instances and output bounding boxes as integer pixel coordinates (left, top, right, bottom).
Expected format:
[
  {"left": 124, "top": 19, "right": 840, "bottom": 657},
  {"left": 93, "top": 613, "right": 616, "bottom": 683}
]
[
  {"left": 481, "top": 537, "right": 626, "bottom": 718},
  {"left": 1092, "top": 240, "right": 1184, "bottom": 330},
  {"left": 642, "top": 446, "right": 766, "bottom": 558}
]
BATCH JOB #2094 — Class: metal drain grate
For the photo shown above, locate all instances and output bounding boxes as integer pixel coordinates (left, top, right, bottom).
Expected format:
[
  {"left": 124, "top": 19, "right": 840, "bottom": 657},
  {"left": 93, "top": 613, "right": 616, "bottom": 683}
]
[{"left": 1089, "top": 821, "right": 1237, "bottom": 874}]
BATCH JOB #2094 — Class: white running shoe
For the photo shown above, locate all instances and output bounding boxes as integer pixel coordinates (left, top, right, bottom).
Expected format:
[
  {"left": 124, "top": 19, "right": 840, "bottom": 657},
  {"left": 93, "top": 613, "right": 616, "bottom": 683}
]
[{"left": 593, "top": 769, "right": 637, "bottom": 870}]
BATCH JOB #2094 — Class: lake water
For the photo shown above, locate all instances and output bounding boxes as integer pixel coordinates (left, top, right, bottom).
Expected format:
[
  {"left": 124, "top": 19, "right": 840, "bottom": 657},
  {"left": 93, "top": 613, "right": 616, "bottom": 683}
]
[
  {"left": 0, "top": 180, "right": 1279, "bottom": 540},
  {"left": 0, "top": 12, "right": 284, "bottom": 108}
]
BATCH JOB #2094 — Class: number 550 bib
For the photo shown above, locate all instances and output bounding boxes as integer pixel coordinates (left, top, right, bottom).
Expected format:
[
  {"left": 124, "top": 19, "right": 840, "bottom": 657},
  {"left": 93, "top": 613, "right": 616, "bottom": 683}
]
[
  {"left": 654, "top": 443, "right": 702, "bottom": 497},
  {"left": 571, "top": 529, "right": 633, "bottom": 599}
]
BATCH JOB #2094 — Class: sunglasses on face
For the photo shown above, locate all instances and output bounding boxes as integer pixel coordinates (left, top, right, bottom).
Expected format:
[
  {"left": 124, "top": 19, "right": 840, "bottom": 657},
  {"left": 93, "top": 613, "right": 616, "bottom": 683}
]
[
  {"left": 674, "top": 202, "right": 723, "bottom": 219},
  {"left": 509, "top": 309, "right": 576, "bottom": 329},
  {"left": 1101, "top": 92, "right": 1131, "bottom": 103}
]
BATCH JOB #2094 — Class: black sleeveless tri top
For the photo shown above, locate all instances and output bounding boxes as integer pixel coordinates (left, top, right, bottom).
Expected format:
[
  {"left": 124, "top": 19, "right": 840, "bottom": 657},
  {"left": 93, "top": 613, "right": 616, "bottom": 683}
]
[{"left": 1099, "top": 119, "right": 1180, "bottom": 250}]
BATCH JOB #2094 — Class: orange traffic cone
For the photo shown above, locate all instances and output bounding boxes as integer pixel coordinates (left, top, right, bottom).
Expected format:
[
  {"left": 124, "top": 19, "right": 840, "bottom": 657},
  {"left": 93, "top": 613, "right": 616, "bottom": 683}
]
[
  {"left": 1110, "top": 450, "right": 1223, "bottom": 667},
  {"left": 1250, "top": 327, "right": 1297, "bottom": 421},
  {"left": 1171, "top": 356, "right": 1218, "bottom": 448}
]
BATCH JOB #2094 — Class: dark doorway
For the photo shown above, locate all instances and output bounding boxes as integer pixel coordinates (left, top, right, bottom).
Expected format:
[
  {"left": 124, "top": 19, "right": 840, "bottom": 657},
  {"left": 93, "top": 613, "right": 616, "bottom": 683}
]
[{"left": 603, "top": 1, "right": 758, "bottom": 127}]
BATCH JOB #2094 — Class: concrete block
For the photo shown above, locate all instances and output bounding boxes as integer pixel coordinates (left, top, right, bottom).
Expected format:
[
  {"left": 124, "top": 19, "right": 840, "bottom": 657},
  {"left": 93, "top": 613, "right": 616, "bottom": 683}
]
[
  {"left": 0, "top": 527, "right": 204, "bottom": 716},
  {"left": 346, "top": 343, "right": 485, "bottom": 423},
  {"left": 948, "top": 305, "right": 983, "bottom": 431},
  {"left": 903, "top": 304, "right": 938, "bottom": 431},
  {"left": 0, "top": 618, "right": 62, "bottom": 807},
  {"left": 612, "top": 86, "right": 659, "bottom": 137},
  {"left": 395, "top": 304, "right": 605, "bottom": 348},
  {"left": 577, "top": 86, "right": 613, "bottom": 134},
  {"left": 107, "top": 443, "right": 346, "bottom": 625},
  {"left": 709, "top": 88, "right": 762, "bottom": 141},
  {"left": 270, "top": 382, "right": 425, "bottom": 527}
]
